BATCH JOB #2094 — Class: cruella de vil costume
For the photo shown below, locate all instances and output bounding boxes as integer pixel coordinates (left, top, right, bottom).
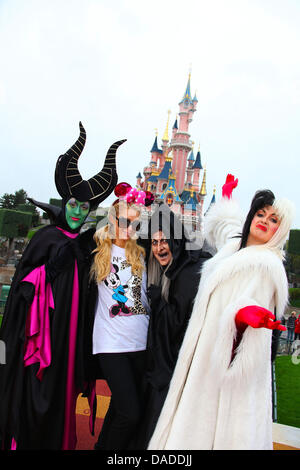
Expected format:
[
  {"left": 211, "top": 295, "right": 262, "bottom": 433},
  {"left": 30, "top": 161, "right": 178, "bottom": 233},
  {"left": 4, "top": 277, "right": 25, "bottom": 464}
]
[
  {"left": 148, "top": 182, "right": 295, "bottom": 450},
  {"left": 0, "top": 122, "right": 125, "bottom": 450}
]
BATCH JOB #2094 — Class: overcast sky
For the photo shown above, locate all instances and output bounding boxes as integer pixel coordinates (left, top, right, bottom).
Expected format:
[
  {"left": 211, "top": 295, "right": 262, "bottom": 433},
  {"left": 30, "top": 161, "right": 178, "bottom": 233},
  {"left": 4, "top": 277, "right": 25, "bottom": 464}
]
[{"left": 0, "top": 0, "right": 299, "bottom": 228}]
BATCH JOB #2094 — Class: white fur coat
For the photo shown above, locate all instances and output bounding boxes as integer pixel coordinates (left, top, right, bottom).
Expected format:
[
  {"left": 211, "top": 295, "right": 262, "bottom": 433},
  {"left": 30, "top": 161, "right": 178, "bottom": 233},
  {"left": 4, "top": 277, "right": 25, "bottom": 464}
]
[{"left": 148, "top": 199, "right": 289, "bottom": 450}]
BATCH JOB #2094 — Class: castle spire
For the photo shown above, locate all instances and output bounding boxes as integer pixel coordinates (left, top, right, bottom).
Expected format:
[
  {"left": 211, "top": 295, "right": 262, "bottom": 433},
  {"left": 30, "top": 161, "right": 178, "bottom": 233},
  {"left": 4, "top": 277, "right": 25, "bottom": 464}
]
[
  {"left": 211, "top": 185, "right": 216, "bottom": 203},
  {"left": 193, "top": 145, "right": 203, "bottom": 169},
  {"left": 162, "top": 110, "right": 171, "bottom": 142},
  {"left": 172, "top": 115, "right": 178, "bottom": 130},
  {"left": 199, "top": 166, "right": 207, "bottom": 196},
  {"left": 150, "top": 135, "right": 161, "bottom": 153},
  {"left": 181, "top": 72, "right": 192, "bottom": 103}
]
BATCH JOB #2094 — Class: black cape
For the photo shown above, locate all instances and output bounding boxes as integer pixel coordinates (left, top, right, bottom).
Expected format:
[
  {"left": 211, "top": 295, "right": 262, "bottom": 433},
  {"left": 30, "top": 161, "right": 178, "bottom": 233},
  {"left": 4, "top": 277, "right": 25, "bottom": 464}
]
[
  {"left": 0, "top": 224, "right": 96, "bottom": 450},
  {"left": 135, "top": 204, "right": 211, "bottom": 448}
]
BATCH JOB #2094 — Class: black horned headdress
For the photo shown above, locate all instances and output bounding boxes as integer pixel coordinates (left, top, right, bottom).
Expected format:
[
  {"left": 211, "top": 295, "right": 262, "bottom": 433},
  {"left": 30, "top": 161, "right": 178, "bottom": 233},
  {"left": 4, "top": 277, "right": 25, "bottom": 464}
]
[
  {"left": 28, "top": 122, "right": 126, "bottom": 227},
  {"left": 55, "top": 121, "right": 126, "bottom": 209}
]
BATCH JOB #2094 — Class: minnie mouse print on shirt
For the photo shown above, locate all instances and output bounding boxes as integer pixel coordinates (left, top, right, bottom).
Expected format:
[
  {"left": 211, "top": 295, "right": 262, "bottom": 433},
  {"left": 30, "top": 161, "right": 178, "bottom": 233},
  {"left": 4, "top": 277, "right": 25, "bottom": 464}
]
[
  {"left": 105, "top": 261, "right": 148, "bottom": 318},
  {"left": 93, "top": 244, "right": 150, "bottom": 354}
]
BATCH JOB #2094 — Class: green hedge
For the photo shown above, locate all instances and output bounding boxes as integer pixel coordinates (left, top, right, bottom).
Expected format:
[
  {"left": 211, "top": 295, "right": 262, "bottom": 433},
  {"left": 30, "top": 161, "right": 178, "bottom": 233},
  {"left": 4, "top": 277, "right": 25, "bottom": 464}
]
[
  {"left": 0, "top": 209, "right": 32, "bottom": 238},
  {"left": 16, "top": 204, "right": 40, "bottom": 226},
  {"left": 289, "top": 288, "right": 300, "bottom": 307},
  {"left": 289, "top": 288, "right": 300, "bottom": 300},
  {"left": 49, "top": 198, "right": 62, "bottom": 207},
  {"left": 16, "top": 204, "right": 36, "bottom": 214},
  {"left": 288, "top": 230, "right": 300, "bottom": 255}
]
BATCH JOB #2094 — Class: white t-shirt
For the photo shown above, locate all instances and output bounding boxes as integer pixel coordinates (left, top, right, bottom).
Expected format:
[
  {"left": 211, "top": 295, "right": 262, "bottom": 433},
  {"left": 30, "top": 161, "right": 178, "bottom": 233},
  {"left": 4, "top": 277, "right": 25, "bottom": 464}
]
[{"left": 92, "top": 244, "right": 150, "bottom": 354}]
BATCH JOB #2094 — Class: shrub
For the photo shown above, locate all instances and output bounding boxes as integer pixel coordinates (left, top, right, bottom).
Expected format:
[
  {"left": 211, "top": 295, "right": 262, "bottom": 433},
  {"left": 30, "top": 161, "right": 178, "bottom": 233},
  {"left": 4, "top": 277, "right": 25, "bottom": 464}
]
[
  {"left": 289, "top": 288, "right": 300, "bottom": 300},
  {"left": 0, "top": 209, "right": 32, "bottom": 239},
  {"left": 288, "top": 230, "right": 300, "bottom": 255}
]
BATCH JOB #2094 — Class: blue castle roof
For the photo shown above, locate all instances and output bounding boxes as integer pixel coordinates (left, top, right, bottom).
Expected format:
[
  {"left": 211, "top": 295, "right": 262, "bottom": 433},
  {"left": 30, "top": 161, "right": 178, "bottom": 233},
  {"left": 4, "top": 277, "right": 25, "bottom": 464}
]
[
  {"left": 157, "top": 160, "right": 172, "bottom": 180},
  {"left": 180, "top": 74, "right": 192, "bottom": 104},
  {"left": 160, "top": 178, "right": 182, "bottom": 203},
  {"left": 188, "top": 149, "right": 195, "bottom": 161},
  {"left": 150, "top": 136, "right": 163, "bottom": 154},
  {"left": 205, "top": 192, "right": 216, "bottom": 215},
  {"left": 186, "top": 193, "right": 199, "bottom": 210},
  {"left": 193, "top": 150, "right": 203, "bottom": 169},
  {"left": 180, "top": 190, "right": 191, "bottom": 203},
  {"left": 147, "top": 174, "right": 158, "bottom": 183}
]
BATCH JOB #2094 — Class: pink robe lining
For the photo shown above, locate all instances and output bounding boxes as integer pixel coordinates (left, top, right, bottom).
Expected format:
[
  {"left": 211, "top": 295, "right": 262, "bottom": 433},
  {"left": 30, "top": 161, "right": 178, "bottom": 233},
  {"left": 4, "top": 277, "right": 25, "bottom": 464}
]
[{"left": 14, "top": 227, "right": 96, "bottom": 450}]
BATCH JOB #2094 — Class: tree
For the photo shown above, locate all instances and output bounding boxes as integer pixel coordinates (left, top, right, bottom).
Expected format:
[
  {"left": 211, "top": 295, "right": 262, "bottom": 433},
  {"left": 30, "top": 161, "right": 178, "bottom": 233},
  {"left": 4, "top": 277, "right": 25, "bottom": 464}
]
[
  {"left": 0, "top": 189, "right": 30, "bottom": 209},
  {"left": 288, "top": 230, "right": 300, "bottom": 255},
  {"left": 0, "top": 188, "right": 39, "bottom": 262},
  {"left": 13, "top": 189, "right": 28, "bottom": 207},
  {"left": 0, "top": 209, "right": 32, "bottom": 262},
  {"left": 0, "top": 189, "right": 41, "bottom": 227},
  {"left": 285, "top": 230, "right": 300, "bottom": 287},
  {"left": 0, "top": 193, "right": 15, "bottom": 209}
]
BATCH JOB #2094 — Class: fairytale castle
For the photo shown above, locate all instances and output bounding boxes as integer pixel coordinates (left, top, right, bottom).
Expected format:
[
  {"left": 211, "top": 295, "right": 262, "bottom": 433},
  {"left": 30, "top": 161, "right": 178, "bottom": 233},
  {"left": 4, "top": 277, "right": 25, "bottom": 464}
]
[{"left": 136, "top": 73, "right": 215, "bottom": 232}]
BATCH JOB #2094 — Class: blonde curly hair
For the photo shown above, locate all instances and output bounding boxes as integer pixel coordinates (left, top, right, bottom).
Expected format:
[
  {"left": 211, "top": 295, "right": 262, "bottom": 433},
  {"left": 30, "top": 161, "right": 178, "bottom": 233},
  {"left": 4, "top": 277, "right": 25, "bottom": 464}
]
[{"left": 90, "top": 201, "right": 146, "bottom": 283}]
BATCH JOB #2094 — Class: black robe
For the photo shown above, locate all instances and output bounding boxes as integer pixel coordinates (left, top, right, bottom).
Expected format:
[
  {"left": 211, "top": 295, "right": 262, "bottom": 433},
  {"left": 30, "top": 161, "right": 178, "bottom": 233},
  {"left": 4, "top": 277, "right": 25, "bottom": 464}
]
[
  {"left": 0, "top": 224, "right": 96, "bottom": 450},
  {"left": 135, "top": 204, "right": 212, "bottom": 449}
]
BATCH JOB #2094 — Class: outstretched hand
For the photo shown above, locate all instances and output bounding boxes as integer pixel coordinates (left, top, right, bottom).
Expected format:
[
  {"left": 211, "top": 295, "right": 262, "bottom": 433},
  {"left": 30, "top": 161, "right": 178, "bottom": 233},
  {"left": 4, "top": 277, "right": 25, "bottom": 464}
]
[
  {"left": 222, "top": 173, "right": 238, "bottom": 199},
  {"left": 235, "top": 305, "right": 287, "bottom": 331}
]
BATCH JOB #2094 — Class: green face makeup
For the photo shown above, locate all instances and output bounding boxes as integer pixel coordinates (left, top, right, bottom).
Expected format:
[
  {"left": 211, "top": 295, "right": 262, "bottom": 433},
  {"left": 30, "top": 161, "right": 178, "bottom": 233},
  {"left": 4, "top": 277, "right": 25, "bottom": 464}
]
[{"left": 65, "top": 198, "right": 90, "bottom": 230}]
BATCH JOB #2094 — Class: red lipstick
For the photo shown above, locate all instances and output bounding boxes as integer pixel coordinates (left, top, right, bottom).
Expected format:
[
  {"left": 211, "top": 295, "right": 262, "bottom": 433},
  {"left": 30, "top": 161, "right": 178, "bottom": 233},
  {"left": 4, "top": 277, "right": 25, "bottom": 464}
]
[{"left": 256, "top": 224, "right": 267, "bottom": 232}]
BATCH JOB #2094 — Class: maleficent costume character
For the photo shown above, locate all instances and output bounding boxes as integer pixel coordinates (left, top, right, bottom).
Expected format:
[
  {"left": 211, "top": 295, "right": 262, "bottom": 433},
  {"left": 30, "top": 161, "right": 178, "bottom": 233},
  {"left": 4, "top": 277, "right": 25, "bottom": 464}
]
[{"left": 0, "top": 122, "right": 125, "bottom": 450}]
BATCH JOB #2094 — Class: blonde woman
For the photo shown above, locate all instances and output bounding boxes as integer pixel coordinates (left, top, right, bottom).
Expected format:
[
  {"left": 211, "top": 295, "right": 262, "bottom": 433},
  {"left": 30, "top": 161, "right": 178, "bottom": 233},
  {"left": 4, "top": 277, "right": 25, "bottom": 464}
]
[{"left": 90, "top": 183, "right": 153, "bottom": 450}]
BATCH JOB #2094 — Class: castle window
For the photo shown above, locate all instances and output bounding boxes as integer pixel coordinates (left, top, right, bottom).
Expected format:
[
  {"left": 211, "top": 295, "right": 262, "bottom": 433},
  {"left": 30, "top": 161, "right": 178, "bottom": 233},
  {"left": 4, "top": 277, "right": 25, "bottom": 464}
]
[{"left": 165, "top": 193, "right": 173, "bottom": 207}]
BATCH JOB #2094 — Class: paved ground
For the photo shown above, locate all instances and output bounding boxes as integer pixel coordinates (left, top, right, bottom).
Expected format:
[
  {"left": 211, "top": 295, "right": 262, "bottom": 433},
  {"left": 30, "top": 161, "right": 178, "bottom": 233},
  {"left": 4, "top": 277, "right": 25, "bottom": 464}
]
[
  {"left": 76, "top": 380, "right": 110, "bottom": 450},
  {"left": 75, "top": 380, "right": 299, "bottom": 451}
]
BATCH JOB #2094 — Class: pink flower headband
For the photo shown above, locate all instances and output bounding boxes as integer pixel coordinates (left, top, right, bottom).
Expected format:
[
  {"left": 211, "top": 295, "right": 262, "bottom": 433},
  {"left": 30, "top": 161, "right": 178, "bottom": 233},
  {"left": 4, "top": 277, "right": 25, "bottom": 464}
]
[{"left": 114, "top": 182, "right": 154, "bottom": 207}]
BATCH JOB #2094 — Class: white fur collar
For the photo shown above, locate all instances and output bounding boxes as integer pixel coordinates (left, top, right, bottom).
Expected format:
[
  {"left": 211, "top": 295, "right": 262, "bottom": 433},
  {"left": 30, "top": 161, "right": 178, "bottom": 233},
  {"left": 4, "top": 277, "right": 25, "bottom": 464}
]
[{"left": 198, "top": 239, "right": 288, "bottom": 318}]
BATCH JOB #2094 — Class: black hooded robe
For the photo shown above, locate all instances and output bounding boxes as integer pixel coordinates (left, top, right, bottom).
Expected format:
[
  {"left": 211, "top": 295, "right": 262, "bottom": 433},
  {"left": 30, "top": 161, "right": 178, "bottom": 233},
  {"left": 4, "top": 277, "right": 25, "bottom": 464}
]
[
  {"left": 0, "top": 224, "right": 96, "bottom": 450},
  {"left": 135, "top": 204, "right": 211, "bottom": 449}
]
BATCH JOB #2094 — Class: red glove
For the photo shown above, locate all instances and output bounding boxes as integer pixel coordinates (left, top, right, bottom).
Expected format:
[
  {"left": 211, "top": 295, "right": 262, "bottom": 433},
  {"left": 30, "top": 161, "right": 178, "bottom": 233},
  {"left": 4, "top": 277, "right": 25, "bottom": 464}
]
[
  {"left": 235, "top": 305, "right": 287, "bottom": 332},
  {"left": 222, "top": 173, "right": 238, "bottom": 199}
]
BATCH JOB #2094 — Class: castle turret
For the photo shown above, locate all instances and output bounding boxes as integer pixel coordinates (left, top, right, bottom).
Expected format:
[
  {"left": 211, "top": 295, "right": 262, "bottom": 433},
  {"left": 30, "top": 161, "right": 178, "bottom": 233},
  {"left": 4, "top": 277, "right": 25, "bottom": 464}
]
[
  {"left": 137, "top": 72, "right": 208, "bottom": 232},
  {"left": 198, "top": 166, "right": 207, "bottom": 222},
  {"left": 157, "top": 150, "right": 173, "bottom": 194},
  {"left": 192, "top": 145, "right": 203, "bottom": 190},
  {"left": 150, "top": 131, "right": 163, "bottom": 167},
  {"left": 162, "top": 110, "right": 170, "bottom": 145},
  {"left": 205, "top": 186, "right": 216, "bottom": 215},
  {"left": 136, "top": 172, "right": 142, "bottom": 188},
  {"left": 185, "top": 145, "right": 195, "bottom": 186},
  {"left": 199, "top": 166, "right": 207, "bottom": 197},
  {"left": 172, "top": 115, "right": 178, "bottom": 139},
  {"left": 169, "top": 73, "right": 196, "bottom": 193}
]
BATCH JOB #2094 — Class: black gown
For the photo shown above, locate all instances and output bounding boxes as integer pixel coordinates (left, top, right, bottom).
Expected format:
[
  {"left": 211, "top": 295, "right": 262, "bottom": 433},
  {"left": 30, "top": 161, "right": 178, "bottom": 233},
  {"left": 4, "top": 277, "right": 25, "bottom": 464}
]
[{"left": 0, "top": 224, "right": 96, "bottom": 450}]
